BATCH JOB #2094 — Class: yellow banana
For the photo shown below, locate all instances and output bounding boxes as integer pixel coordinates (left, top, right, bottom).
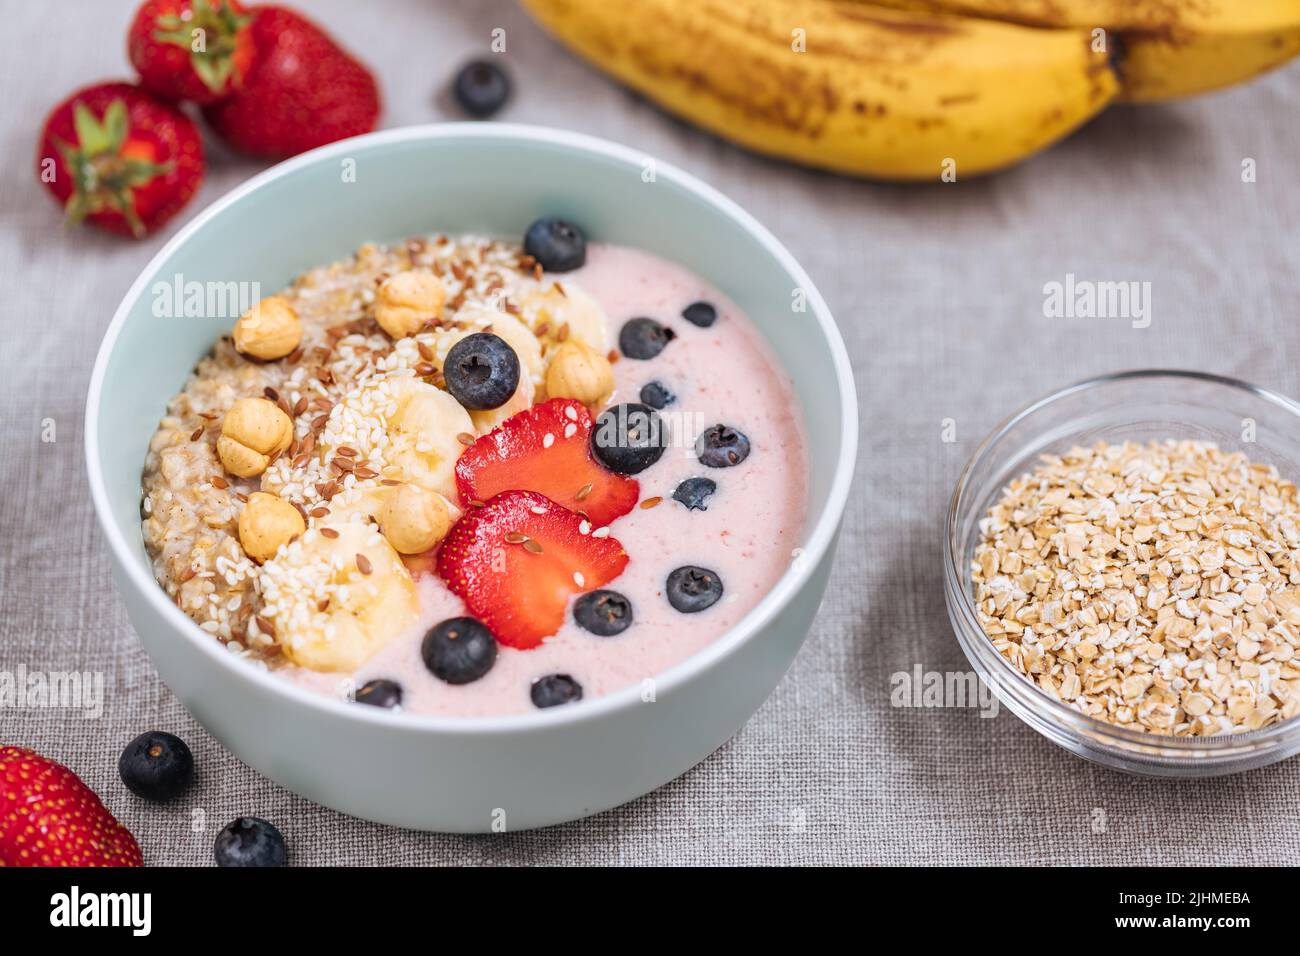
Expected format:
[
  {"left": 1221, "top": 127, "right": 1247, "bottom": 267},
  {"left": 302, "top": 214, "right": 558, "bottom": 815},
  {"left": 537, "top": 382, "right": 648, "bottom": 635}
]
[
  {"left": 863, "top": 0, "right": 1300, "bottom": 100},
  {"left": 262, "top": 522, "right": 420, "bottom": 672},
  {"left": 520, "top": 0, "right": 1118, "bottom": 180}
]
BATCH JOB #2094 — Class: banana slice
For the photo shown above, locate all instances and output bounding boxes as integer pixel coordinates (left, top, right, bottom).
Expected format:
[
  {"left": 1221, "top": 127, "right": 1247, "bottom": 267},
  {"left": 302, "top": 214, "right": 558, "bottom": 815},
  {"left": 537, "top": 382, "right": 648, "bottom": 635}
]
[
  {"left": 260, "top": 522, "right": 418, "bottom": 672},
  {"left": 519, "top": 280, "right": 610, "bottom": 356},
  {"left": 469, "top": 372, "right": 534, "bottom": 434},
  {"left": 322, "top": 377, "right": 472, "bottom": 501}
]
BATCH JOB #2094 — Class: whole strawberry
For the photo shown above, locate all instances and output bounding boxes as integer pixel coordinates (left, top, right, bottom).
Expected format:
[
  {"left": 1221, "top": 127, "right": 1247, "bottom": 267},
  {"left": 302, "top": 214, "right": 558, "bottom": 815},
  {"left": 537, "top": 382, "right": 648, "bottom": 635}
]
[
  {"left": 0, "top": 746, "right": 143, "bottom": 867},
  {"left": 37, "top": 82, "right": 205, "bottom": 238},
  {"left": 128, "top": 0, "right": 255, "bottom": 105},
  {"left": 203, "top": 6, "right": 380, "bottom": 158}
]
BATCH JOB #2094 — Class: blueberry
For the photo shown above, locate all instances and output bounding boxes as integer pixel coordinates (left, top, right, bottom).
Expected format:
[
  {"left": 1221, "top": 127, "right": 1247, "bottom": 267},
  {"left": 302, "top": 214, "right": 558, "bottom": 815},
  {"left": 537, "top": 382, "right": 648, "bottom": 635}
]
[
  {"left": 214, "top": 817, "right": 286, "bottom": 868},
  {"left": 666, "top": 565, "right": 724, "bottom": 613},
  {"left": 639, "top": 380, "right": 675, "bottom": 409},
  {"left": 118, "top": 731, "right": 194, "bottom": 802},
  {"left": 591, "top": 402, "right": 667, "bottom": 475},
  {"left": 619, "top": 318, "right": 675, "bottom": 360},
  {"left": 573, "top": 589, "right": 633, "bottom": 636},
  {"left": 444, "top": 332, "right": 520, "bottom": 410},
  {"left": 453, "top": 60, "right": 511, "bottom": 118},
  {"left": 422, "top": 617, "right": 498, "bottom": 685},
  {"left": 524, "top": 217, "right": 586, "bottom": 272},
  {"left": 696, "top": 424, "right": 751, "bottom": 468},
  {"left": 531, "top": 674, "right": 583, "bottom": 708},
  {"left": 672, "top": 477, "right": 717, "bottom": 512},
  {"left": 354, "top": 678, "right": 402, "bottom": 709},
  {"left": 682, "top": 301, "right": 717, "bottom": 327}
]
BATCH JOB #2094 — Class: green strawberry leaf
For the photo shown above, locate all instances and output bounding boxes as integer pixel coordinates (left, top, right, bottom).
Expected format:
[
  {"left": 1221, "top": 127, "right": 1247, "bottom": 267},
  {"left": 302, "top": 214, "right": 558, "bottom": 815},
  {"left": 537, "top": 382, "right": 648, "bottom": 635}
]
[
  {"left": 102, "top": 100, "right": 128, "bottom": 153},
  {"left": 72, "top": 103, "right": 109, "bottom": 154}
]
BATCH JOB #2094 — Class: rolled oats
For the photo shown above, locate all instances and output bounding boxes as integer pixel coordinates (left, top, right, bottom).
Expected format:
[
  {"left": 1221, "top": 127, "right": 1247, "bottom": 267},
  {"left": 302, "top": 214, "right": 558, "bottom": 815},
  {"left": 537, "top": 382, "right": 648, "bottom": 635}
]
[{"left": 972, "top": 439, "right": 1300, "bottom": 736}]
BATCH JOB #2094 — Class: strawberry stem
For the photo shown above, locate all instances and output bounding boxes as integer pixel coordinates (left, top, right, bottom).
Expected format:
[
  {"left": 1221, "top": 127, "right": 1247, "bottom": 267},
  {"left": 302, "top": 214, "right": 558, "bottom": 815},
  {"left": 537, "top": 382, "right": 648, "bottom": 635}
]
[
  {"left": 153, "top": 0, "right": 250, "bottom": 95},
  {"left": 57, "top": 100, "right": 174, "bottom": 239}
]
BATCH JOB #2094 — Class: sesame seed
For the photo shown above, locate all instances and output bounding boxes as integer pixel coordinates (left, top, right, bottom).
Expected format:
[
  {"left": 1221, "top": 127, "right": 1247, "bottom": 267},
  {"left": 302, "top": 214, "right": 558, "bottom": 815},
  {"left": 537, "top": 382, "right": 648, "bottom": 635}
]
[
  {"left": 543, "top": 433, "right": 555, "bottom": 448},
  {"left": 563, "top": 423, "right": 577, "bottom": 439},
  {"left": 356, "top": 554, "right": 372, "bottom": 575},
  {"left": 564, "top": 406, "right": 578, "bottom": 422},
  {"left": 457, "top": 432, "right": 476, "bottom": 446},
  {"left": 640, "top": 496, "right": 663, "bottom": 509},
  {"left": 320, "top": 527, "right": 340, "bottom": 539},
  {"left": 189, "top": 426, "right": 204, "bottom": 442},
  {"left": 522, "top": 539, "right": 544, "bottom": 554},
  {"left": 505, "top": 532, "right": 528, "bottom": 544},
  {"left": 573, "top": 571, "right": 585, "bottom": 587},
  {"left": 592, "top": 527, "right": 611, "bottom": 538}
]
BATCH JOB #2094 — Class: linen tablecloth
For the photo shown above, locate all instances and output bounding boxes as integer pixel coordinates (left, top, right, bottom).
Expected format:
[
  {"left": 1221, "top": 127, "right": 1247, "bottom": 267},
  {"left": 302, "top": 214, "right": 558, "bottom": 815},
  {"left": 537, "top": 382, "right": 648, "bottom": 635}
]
[{"left": 2, "top": 0, "right": 1298, "bottom": 865}]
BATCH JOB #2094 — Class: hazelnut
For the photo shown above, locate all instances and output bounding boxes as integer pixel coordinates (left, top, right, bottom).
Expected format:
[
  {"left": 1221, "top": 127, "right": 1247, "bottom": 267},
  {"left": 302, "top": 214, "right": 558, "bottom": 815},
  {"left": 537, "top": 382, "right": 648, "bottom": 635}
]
[
  {"left": 218, "top": 397, "right": 293, "bottom": 478},
  {"left": 238, "top": 492, "right": 306, "bottom": 563},
  {"left": 545, "top": 341, "right": 615, "bottom": 407},
  {"left": 375, "top": 271, "right": 445, "bottom": 339},
  {"left": 379, "top": 484, "right": 451, "bottom": 554},
  {"left": 233, "top": 296, "right": 302, "bottom": 360}
]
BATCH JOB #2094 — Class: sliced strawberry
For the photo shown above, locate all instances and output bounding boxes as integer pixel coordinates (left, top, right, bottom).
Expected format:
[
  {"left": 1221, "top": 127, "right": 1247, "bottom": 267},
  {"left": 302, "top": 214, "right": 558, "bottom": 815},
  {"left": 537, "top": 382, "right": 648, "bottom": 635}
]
[
  {"left": 436, "top": 490, "right": 629, "bottom": 649},
  {"left": 456, "top": 398, "right": 639, "bottom": 527},
  {"left": 0, "top": 746, "right": 143, "bottom": 867}
]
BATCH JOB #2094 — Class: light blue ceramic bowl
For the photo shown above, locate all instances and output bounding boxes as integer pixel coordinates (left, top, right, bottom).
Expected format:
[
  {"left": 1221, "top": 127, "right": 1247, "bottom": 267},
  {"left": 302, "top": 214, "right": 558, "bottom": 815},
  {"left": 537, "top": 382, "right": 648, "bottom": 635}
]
[{"left": 87, "top": 124, "right": 857, "bottom": 832}]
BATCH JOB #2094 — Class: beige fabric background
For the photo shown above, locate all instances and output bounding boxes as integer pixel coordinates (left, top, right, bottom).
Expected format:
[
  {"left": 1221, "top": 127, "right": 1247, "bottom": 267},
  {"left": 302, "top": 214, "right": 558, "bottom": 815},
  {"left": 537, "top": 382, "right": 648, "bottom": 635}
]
[{"left": 2, "top": 0, "right": 1299, "bottom": 865}]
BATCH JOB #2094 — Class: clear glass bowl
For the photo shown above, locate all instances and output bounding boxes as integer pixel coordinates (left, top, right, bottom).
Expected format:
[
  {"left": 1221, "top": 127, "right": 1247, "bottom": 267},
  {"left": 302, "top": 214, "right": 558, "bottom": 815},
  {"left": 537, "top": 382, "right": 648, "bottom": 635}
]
[{"left": 945, "top": 370, "right": 1300, "bottom": 776}]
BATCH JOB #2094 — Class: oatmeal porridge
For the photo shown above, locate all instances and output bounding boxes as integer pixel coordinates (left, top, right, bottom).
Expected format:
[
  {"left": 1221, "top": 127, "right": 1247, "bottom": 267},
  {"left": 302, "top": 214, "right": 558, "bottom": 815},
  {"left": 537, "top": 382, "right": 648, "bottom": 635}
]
[{"left": 141, "top": 218, "right": 808, "bottom": 716}]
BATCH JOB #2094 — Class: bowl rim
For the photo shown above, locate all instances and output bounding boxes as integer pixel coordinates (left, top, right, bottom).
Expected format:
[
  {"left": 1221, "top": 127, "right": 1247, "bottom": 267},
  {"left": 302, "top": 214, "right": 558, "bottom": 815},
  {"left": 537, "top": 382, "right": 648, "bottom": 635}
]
[
  {"left": 85, "top": 122, "right": 859, "bottom": 736},
  {"left": 945, "top": 367, "right": 1300, "bottom": 756}
]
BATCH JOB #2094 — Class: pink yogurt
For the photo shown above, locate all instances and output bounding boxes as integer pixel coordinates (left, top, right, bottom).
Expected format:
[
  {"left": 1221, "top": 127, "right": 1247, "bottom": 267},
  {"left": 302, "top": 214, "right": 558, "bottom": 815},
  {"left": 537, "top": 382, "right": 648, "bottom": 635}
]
[{"left": 286, "top": 243, "right": 808, "bottom": 716}]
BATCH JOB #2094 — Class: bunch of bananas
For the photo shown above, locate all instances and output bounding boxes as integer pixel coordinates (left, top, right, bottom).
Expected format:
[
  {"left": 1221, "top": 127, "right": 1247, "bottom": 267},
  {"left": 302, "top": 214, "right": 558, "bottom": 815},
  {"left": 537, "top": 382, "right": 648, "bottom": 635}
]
[{"left": 520, "top": 0, "right": 1300, "bottom": 180}]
